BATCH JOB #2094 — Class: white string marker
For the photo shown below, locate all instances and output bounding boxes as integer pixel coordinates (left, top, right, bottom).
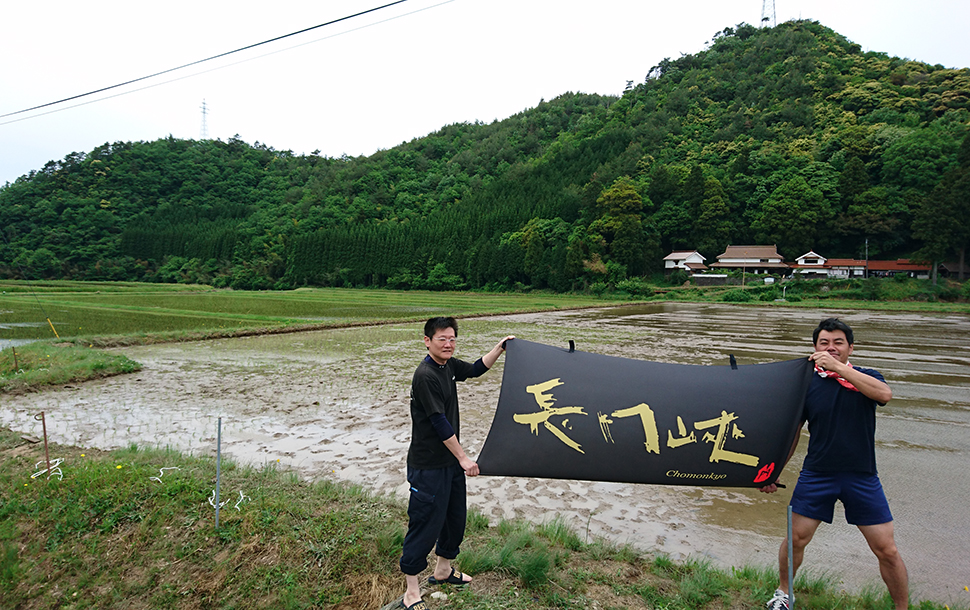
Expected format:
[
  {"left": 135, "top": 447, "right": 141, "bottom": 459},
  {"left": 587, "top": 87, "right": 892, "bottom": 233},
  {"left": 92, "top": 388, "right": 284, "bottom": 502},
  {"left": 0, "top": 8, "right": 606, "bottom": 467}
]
[
  {"left": 208, "top": 489, "right": 250, "bottom": 511},
  {"left": 31, "top": 457, "right": 63, "bottom": 481},
  {"left": 150, "top": 466, "right": 181, "bottom": 484},
  {"left": 208, "top": 489, "right": 230, "bottom": 509},
  {"left": 233, "top": 490, "right": 250, "bottom": 511}
]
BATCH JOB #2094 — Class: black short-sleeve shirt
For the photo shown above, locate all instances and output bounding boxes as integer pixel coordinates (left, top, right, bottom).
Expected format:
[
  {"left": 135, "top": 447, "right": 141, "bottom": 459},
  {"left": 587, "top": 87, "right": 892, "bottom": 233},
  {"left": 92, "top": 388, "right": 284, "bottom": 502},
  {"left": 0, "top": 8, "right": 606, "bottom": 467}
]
[{"left": 407, "top": 355, "right": 486, "bottom": 469}]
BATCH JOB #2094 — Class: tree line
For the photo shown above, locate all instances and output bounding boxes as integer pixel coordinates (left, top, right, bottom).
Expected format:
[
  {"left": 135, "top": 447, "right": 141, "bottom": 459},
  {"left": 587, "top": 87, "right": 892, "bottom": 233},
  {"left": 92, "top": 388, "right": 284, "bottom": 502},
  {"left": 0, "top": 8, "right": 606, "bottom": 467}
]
[{"left": 1, "top": 20, "right": 967, "bottom": 292}]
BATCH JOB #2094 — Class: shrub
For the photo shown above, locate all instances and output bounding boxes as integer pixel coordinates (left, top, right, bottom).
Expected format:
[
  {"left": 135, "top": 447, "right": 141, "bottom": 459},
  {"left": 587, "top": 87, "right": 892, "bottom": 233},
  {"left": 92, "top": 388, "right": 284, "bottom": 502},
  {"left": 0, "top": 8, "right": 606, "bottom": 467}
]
[
  {"left": 616, "top": 277, "right": 652, "bottom": 297},
  {"left": 758, "top": 287, "right": 782, "bottom": 301},
  {"left": 667, "top": 269, "right": 689, "bottom": 286},
  {"left": 860, "top": 277, "right": 885, "bottom": 300},
  {"left": 720, "top": 288, "right": 754, "bottom": 302}
]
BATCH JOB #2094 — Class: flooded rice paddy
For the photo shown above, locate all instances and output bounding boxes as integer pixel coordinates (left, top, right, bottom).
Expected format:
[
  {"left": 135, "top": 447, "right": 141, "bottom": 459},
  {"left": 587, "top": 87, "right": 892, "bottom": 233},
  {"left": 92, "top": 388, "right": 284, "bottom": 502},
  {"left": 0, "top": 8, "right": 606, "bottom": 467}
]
[{"left": 1, "top": 303, "right": 968, "bottom": 605}]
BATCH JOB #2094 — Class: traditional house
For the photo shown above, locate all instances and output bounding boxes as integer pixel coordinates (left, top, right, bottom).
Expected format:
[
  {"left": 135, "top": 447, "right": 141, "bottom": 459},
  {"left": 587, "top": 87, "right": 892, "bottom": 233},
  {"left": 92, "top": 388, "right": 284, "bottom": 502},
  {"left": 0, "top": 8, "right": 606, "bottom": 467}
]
[
  {"left": 709, "top": 245, "right": 789, "bottom": 275},
  {"left": 825, "top": 258, "right": 867, "bottom": 279},
  {"left": 662, "top": 250, "right": 708, "bottom": 274},
  {"left": 938, "top": 260, "right": 968, "bottom": 280},
  {"left": 795, "top": 255, "right": 930, "bottom": 279},
  {"left": 790, "top": 251, "right": 829, "bottom": 278},
  {"left": 867, "top": 259, "right": 931, "bottom": 279}
]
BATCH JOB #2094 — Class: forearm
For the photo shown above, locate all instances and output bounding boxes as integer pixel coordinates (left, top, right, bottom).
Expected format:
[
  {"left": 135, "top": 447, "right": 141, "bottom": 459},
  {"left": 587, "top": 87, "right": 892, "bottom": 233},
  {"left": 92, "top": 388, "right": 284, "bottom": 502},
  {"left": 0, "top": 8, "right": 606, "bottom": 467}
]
[
  {"left": 836, "top": 363, "right": 892, "bottom": 403},
  {"left": 481, "top": 335, "right": 514, "bottom": 369},
  {"left": 812, "top": 351, "right": 892, "bottom": 404},
  {"left": 442, "top": 435, "right": 469, "bottom": 462},
  {"left": 443, "top": 435, "right": 479, "bottom": 475}
]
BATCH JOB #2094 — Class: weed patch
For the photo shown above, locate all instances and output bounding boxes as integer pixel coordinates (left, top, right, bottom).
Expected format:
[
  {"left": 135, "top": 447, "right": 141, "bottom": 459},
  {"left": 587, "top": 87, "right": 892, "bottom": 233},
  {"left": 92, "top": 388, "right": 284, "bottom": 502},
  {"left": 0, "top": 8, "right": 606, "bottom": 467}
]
[
  {"left": 0, "top": 342, "right": 140, "bottom": 392},
  {"left": 0, "top": 428, "right": 964, "bottom": 609}
]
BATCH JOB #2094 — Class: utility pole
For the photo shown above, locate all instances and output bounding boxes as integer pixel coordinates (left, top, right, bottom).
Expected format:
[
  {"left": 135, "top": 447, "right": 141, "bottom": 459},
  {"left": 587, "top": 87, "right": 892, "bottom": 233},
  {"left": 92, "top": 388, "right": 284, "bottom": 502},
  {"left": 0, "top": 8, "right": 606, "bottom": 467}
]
[
  {"left": 865, "top": 237, "right": 869, "bottom": 278},
  {"left": 200, "top": 99, "right": 209, "bottom": 140},
  {"left": 742, "top": 249, "right": 747, "bottom": 286}
]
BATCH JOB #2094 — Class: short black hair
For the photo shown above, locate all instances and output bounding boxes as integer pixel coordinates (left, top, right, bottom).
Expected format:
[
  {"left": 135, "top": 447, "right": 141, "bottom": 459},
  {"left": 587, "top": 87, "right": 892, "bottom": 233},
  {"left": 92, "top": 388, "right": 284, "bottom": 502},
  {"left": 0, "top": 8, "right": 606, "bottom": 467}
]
[
  {"left": 424, "top": 316, "right": 458, "bottom": 339},
  {"left": 812, "top": 317, "right": 854, "bottom": 345}
]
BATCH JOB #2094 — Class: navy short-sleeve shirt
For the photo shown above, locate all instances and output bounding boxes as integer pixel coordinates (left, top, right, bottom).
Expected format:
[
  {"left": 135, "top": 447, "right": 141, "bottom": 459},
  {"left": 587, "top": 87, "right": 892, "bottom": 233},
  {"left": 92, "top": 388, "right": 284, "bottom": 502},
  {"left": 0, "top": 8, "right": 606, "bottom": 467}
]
[{"left": 801, "top": 366, "right": 886, "bottom": 475}]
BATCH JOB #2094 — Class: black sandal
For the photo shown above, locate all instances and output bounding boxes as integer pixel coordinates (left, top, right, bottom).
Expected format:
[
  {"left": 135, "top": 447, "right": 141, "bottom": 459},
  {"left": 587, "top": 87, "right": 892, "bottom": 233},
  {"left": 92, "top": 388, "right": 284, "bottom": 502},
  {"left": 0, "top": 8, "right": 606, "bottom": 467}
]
[{"left": 427, "top": 567, "right": 470, "bottom": 586}]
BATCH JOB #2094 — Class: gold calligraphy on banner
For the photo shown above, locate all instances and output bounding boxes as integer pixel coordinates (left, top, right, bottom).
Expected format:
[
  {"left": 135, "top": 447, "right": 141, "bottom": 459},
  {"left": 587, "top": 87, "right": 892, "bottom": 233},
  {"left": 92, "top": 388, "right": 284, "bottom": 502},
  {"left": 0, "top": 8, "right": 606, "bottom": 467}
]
[
  {"left": 514, "top": 378, "right": 759, "bottom": 467},
  {"left": 514, "top": 378, "right": 588, "bottom": 453}
]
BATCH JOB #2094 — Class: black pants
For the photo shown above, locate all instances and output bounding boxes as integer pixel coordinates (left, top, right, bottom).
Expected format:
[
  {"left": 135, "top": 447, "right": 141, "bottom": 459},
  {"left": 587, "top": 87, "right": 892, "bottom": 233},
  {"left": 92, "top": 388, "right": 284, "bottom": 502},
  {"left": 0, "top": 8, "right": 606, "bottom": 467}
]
[{"left": 399, "top": 464, "right": 467, "bottom": 575}]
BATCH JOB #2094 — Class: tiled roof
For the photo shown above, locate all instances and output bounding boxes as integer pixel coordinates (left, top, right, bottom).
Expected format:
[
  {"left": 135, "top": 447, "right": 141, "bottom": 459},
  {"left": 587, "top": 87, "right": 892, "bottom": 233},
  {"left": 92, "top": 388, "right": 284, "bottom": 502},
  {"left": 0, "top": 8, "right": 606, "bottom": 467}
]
[
  {"left": 710, "top": 261, "right": 790, "bottom": 268},
  {"left": 663, "top": 250, "right": 703, "bottom": 261},
  {"left": 716, "top": 245, "right": 782, "bottom": 260},
  {"left": 867, "top": 259, "right": 930, "bottom": 271}
]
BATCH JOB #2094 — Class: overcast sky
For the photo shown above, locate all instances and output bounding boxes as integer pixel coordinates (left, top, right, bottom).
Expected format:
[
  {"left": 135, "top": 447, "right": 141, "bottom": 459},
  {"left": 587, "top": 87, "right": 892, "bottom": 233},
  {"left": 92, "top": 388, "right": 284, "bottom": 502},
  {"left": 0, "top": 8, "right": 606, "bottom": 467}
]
[{"left": 2, "top": 0, "right": 968, "bottom": 186}]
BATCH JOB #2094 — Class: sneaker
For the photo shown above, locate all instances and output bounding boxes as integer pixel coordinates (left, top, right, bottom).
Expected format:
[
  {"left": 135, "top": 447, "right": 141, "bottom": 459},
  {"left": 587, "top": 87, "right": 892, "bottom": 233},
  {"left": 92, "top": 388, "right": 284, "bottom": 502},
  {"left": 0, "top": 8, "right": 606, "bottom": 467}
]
[{"left": 766, "top": 589, "right": 790, "bottom": 610}]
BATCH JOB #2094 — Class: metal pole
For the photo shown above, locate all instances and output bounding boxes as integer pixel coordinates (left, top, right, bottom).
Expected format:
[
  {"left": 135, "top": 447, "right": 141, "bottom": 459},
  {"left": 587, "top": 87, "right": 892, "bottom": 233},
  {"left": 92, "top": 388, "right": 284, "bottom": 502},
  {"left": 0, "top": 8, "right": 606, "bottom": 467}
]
[
  {"left": 787, "top": 505, "right": 795, "bottom": 610},
  {"left": 215, "top": 417, "right": 222, "bottom": 529}
]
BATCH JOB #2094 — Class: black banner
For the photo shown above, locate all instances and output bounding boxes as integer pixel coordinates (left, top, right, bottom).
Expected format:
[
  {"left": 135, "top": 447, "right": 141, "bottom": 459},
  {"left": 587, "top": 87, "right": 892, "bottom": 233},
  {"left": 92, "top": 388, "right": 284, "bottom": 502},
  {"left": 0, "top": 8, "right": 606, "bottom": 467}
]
[{"left": 477, "top": 339, "right": 812, "bottom": 487}]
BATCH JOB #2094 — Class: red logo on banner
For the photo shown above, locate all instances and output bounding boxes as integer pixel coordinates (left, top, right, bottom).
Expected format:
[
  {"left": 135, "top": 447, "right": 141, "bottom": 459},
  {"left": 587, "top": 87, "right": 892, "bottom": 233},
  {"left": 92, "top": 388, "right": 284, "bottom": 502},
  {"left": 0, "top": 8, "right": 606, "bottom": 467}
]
[{"left": 753, "top": 462, "right": 775, "bottom": 483}]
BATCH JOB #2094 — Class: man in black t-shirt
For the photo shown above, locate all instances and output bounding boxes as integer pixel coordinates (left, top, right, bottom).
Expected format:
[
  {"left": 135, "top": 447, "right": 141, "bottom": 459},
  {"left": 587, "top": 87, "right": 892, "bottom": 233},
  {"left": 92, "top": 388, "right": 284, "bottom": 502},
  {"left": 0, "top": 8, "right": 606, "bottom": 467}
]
[
  {"left": 399, "top": 316, "right": 513, "bottom": 610},
  {"left": 761, "top": 318, "right": 908, "bottom": 610}
]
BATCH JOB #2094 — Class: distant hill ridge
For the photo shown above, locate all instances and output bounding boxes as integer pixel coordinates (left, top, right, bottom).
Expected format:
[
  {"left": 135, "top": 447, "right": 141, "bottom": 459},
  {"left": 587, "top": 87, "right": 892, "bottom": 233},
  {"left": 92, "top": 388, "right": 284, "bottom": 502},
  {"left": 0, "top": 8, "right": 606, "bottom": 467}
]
[{"left": 2, "top": 20, "right": 968, "bottom": 291}]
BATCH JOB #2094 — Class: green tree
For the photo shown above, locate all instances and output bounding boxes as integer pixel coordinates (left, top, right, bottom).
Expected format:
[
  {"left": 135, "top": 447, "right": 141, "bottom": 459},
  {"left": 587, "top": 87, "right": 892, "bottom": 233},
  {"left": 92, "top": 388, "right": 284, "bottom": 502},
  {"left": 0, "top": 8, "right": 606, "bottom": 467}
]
[
  {"left": 913, "top": 135, "right": 970, "bottom": 283},
  {"left": 588, "top": 177, "right": 646, "bottom": 275},
  {"left": 26, "top": 248, "right": 60, "bottom": 279},
  {"left": 837, "top": 186, "right": 908, "bottom": 257},
  {"left": 838, "top": 156, "right": 869, "bottom": 209},
  {"left": 752, "top": 176, "right": 830, "bottom": 258},
  {"left": 694, "top": 177, "right": 733, "bottom": 258}
]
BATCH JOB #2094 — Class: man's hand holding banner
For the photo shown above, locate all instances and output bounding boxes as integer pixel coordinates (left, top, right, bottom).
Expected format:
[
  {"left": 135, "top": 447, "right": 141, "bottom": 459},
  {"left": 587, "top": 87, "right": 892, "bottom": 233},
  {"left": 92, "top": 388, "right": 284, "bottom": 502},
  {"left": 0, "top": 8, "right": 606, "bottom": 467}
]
[{"left": 477, "top": 339, "right": 813, "bottom": 487}]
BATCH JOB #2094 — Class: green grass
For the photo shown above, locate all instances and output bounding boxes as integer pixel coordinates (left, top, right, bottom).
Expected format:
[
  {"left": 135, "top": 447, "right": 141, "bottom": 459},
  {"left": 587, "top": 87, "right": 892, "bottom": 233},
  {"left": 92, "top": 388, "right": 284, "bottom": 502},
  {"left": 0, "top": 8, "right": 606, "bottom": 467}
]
[
  {"left": 0, "top": 342, "right": 140, "bottom": 392},
  {"left": 654, "top": 277, "right": 970, "bottom": 312},
  {"left": 0, "top": 428, "right": 963, "bottom": 610},
  {"left": 0, "top": 283, "right": 611, "bottom": 344},
  {"left": 0, "top": 283, "right": 613, "bottom": 391},
  {"left": 2, "top": 280, "right": 967, "bottom": 347}
]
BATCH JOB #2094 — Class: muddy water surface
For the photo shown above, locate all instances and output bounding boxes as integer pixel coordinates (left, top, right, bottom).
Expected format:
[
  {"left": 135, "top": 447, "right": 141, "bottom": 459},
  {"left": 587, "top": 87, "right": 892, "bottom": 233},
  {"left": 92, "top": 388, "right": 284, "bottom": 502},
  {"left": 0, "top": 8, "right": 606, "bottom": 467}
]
[{"left": 2, "top": 304, "right": 968, "bottom": 605}]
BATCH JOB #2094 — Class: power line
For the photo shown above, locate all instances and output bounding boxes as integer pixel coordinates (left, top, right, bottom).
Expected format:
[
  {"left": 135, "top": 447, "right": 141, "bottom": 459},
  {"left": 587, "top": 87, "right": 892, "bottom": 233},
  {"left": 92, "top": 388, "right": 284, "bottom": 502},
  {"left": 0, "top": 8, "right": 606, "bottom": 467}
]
[
  {"left": 0, "top": 0, "right": 455, "bottom": 129},
  {"left": 0, "top": 0, "right": 408, "bottom": 120}
]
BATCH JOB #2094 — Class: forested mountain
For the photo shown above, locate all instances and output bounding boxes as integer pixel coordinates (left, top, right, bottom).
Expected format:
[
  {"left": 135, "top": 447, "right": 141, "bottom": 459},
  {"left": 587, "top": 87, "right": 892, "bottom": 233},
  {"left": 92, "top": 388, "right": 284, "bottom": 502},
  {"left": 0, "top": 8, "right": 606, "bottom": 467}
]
[{"left": 2, "top": 20, "right": 968, "bottom": 291}]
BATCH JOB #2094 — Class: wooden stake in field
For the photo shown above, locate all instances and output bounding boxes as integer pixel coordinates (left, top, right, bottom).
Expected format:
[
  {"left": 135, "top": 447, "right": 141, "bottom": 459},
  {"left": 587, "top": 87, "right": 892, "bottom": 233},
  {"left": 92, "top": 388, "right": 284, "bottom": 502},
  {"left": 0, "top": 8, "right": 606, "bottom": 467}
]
[
  {"left": 34, "top": 411, "right": 51, "bottom": 478},
  {"left": 11, "top": 346, "right": 18, "bottom": 371}
]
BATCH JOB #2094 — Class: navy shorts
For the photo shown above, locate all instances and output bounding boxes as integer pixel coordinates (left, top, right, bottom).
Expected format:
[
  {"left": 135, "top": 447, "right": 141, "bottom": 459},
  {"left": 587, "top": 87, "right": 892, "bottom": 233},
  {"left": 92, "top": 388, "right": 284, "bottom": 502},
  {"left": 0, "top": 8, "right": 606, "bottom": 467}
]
[{"left": 790, "top": 470, "right": 893, "bottom": 526}]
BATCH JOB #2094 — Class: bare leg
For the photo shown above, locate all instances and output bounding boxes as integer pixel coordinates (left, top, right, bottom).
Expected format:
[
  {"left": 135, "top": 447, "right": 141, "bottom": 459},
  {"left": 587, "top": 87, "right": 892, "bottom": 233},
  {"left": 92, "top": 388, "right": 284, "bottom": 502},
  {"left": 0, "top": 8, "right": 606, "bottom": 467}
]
[
  {"left": 432, "top": 556, "right": 472, "bottom": 584},
  {"left": 777, "top": 513, "right": 822, "bottom": 594},
  {"left": 858, "top": 522, "right": 909, "bottom": 610},
  {"left": 403, "top": 574, "right": 422, "bottom": 607}
]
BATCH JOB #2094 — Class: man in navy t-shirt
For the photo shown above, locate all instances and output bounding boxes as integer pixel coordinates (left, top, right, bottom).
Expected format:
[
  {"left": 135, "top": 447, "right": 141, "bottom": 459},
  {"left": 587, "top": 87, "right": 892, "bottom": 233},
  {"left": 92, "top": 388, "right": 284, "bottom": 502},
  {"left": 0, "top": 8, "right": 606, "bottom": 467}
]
[{"left": 761, "top": 318, "right": 908, "bottom": 610}]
